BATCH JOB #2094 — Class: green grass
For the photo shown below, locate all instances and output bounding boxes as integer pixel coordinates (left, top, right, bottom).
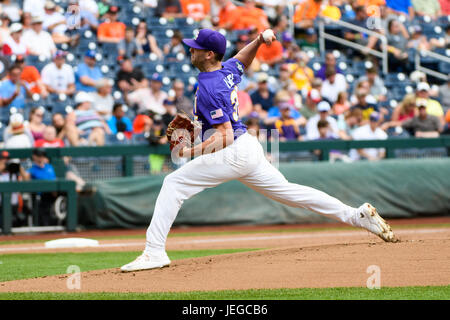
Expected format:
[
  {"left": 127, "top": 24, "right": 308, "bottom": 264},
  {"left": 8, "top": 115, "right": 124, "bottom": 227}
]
[
  {"left": 0, "top": 286, "right": 449, "bottom": 300},
  {"left": 0, "top": 249, "right": 256, "bottom": 282},
  {"left": 2, "top": 223, "right": 449, "bottom": 246}
]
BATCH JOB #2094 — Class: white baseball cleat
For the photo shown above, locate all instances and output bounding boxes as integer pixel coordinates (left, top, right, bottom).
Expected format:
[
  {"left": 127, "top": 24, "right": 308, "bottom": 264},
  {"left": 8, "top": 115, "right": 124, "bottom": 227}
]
[
  {"left": 120, "top": 251, "right": 171, "bottom": 272},
  {"left": 357, "top": 203, "right": 398, "bottom": 243}
]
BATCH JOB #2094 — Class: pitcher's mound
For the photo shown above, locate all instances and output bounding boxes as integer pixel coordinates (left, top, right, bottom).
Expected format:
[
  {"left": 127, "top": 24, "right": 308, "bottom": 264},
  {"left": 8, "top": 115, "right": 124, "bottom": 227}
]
[{"left": 1, "top": 239, "right": 449, "bottom": 293}]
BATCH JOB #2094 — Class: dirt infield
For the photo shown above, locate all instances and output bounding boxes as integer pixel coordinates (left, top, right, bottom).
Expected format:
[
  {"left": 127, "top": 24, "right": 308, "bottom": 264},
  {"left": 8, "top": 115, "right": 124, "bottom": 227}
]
[{"left": 1, "top": 224, "right": 450, "bottom": 293}]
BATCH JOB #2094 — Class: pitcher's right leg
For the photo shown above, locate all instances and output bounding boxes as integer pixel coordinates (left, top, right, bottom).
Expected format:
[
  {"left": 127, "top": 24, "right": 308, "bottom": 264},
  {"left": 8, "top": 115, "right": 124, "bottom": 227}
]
[{"left": 239, "top": 157, "right": 397, "bottom": 242}]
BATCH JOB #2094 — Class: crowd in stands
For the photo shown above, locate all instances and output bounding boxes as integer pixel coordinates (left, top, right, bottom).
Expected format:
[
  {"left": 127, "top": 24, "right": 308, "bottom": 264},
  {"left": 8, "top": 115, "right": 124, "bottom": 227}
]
[{"left": 0, "top": 0, "right": 447, "bottom": 166}]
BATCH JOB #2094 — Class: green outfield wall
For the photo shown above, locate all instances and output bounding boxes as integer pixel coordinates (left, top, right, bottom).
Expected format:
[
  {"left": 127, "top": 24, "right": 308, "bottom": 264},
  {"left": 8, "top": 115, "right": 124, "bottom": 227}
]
[{"left": 78, "top": 159, "right": 450, "bottom": 228}]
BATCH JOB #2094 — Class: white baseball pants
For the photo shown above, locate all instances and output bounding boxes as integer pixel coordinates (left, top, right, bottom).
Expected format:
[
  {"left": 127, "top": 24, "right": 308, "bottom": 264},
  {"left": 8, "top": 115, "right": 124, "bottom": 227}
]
[{"left": 145, "top": 133, "right": 360, "bottom": 253}]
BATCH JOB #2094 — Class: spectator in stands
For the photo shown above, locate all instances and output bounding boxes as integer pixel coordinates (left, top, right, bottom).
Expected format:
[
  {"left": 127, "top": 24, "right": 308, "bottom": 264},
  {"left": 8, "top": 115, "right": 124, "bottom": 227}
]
[
  {"left": 356, "top": 66, "right": 387, "bottom": 102},
  {"left": 315, "top": 52, "right": 343, "bottom": 81},
  {"left": 337, "top": 108, "right": 363, "bottom": 140},
  {"left": 401, "top": 100, "right": 442, "bottom": 137},
  {"left": 385, "top": 0, "right": 415, "bottom": 18},
  {"left": 107, "top": 103, "right": 133, "bottom": 139},
  {"left": 116, "top": 56, "right": 146, "bottom": 94},
  {"left": 439, "top": 0, "right": 450, "bottom": 15},
  {"left": 301, "top": 88, "right": 322, "bottom": 120},
  {"left": 415, "top": 82, "right": 444, "bottom": 124},
  {"left": 14, "top": 55, "right": 49, "bottom": 99},
  {"left": 41, "top": 50, "right": 76, "bottom": 96},
  {"left": 27, "top": 107, "right": 47, "bottom": 141},
  {"left": 265, "top": 93, "right": 304, "bottom": 127},
  {"left": 231, "top": 0, "right": 270, "bottom": 32},
  {"left": 321, "top": 67, "right": 348, "bottom": 104},
  {"left": 256, "top": 37, "right": 283, "bottom": 66},
  {"left": 251, "top": 73, "right": 275, "bottom": 117},
  {"left": 172, "top": 79, "right": 194, "bottom": 116},
  {"left": 351, "top": 87, "right": 380, "bottom": 122},
  {"left": 0, "top": 13, "right": 11, "bottom": 45},
  {"left": 274, "top": 103, "right": 303, "bottom": 142},
  {"left": 42, "top": 0, "right": 75, "bottom": 45},
  {"left": 407, "top": 25, "right": 431, "bottom": 51},
  {"left": 344, "top": 6, "right": 369, "bottom": 46},
  {"left": 23, "top": 0, "right": 45, "bottom": 20},
  {"left": 270, "top": 64, "right": 293, "bottom": 93},
  {"left": 412, "top": 0, "right": 442, "bottom": 19},
  {"left": 67, "top": 92, "right": 110, "bottom": 146},
  {"left": 351, "top": 112, "right": 388, "bottom": 161},
  {"left": 133, "top": 113, "right": 152, "bottom": 135},
  {"left": 34, "top": 125, "right": 64, "bottom": 148},
  {"left": 215, "top": 0, "right": 237, "bottom": 29},
  {"left": 333, "top": 91, "right": 351, "bottom": 116},
  {"left": 180, "top": 0, "right": 211, "bottom": 22},
  {"left": 127, "top": 73, "right": 168, "bottom": 115},
  {"left": 20, "top": 11, "right": 32, "bottom": 33},
  {"left": 294, "top": 0, "right": 323, "bottom": 29},
  {"left": 288, "top": 51, "right": 314, "bottom": 92},
  {"left": 52, "top": 112, "right": 79, "bottom": 146},
  {"left": 2, "top": 23, "right": 26, "bottom": 56},
  {"left": 306, "top": 101, "right": 340, "bottom": 140},
  {"left": 163, "top": 30, "right": 186, "bottom": 60},
  {"left": 0, "top": 64, "right": 30, "bottom": 110},
  {"left": 386, "top": 19, "right": 409, "bottom": 72},
  {"left": 439, "top": 76, "right": 450, "bottom": 111},
  {"left": 135, "top": 21, "right": 163, "bottom": 58},
  {"left": 4, "top": 113, "right": 34, "bottom": 149},
  {"left": 118, "top": 26, "right": 144, "bottom": 58},
  {"left": 76, "top": 0, "right": 100, "bottom": 32},
  {"left": 0, "top": 150, "right": 30, "bottom": 226},
  {"left": 90, "top": 78, "right": 114, "bottom": 120},
  {"left": 0, "top": 0, "right": 21, "bottom": 23},
  {"left": 156, "top": 0, "right": 184, "bottom": 19},
  {"left": 297, "top": 28, "right": 319, "bottom": 54},
  {"left": 28, "top": 148, "right": 57, "bottom": 226},
  {"left": 231, "top": 34, "right": 250, "bottom": 58},
  {"left": 391, "top": 93, "right": 418, "bottom": 122},
  {"left": 97, "top": 0, "right": 111, "bottom": 18},
  {"left": 162, "top": 99, "right": 177, "bottom": 127},
  {"left": 97, "top": 6, "right": 126, "bottom": 43},
  {"left": 75, "top": 50, "right": 103, "bottom": 93},
  {"left": 22, "top": 15, "right": 56, "bottom": 59}
]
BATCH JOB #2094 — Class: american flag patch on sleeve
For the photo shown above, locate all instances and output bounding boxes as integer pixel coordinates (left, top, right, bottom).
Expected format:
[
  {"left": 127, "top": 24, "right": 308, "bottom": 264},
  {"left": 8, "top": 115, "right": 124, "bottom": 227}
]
[{"left": 210, "top": 109, "right": 224, "bottom": 119}]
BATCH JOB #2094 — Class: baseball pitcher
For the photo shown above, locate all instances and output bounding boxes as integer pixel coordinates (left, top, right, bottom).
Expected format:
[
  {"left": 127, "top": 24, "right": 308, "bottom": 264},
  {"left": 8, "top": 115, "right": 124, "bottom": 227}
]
[{"left": 121, "top": 29, "right": 397, "bottom": 272}]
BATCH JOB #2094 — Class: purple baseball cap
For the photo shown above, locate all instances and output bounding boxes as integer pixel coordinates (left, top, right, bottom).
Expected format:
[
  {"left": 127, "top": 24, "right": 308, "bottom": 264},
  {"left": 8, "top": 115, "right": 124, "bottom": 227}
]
[{"left": 183, "top": 29, "right": 227, "bottom": 55}]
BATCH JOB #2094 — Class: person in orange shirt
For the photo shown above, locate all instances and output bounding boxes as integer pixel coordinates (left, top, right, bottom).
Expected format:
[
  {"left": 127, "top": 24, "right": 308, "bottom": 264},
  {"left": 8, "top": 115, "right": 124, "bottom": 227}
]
[
  {"left": 16, "top": 55, "right": 49, "bottom": 98},
  {"left": 180, "top": 0, "right": 210, "bottom": 21},
  {"left": 230, "top": 0, "right": 269, "bottom": 32},
  {"left": 294, "top": 0, "right": 323, "bottom": 29},
  {"left": 97, "top": 6, "right": 126, "bottom": 43},
  {"left": 215, "top": 0, "right": 238, "bottom": 29},
  {"left": 256, "top": 39, "right": 283, "bottom": 66}
]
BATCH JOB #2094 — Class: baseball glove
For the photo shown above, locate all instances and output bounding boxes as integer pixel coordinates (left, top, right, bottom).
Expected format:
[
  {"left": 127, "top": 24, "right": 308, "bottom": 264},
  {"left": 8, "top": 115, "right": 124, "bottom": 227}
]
[{"left": 166, "top": 114, "right": 197, "bottom": 151}]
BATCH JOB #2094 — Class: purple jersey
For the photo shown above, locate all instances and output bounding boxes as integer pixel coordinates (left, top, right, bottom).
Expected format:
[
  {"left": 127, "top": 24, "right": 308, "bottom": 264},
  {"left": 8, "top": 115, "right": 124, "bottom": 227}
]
[{"left": 194, "top": 58, "right": 247, "bottom": 141}]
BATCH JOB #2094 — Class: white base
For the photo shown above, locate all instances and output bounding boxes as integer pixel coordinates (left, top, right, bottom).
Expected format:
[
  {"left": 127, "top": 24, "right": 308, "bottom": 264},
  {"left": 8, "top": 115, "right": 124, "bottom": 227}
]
[{"left": 45, "top": 238, "right": 100, "bottom": 249}]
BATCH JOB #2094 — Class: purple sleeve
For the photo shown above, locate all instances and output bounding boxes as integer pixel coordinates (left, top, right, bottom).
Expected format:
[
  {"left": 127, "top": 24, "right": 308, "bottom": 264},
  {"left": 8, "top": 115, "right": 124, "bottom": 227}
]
[
  {"left": 222, "top": 58, "right": 245, "bottom": 77},
  {"left": 197, "top": 93, "right": 230, "bottom": 125}
]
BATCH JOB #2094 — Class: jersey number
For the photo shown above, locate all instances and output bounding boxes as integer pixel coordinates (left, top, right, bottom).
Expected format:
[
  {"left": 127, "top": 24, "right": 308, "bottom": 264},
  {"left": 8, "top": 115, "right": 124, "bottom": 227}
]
[{"left": 231, "top": 87, "right": 239, "bottom": 122}]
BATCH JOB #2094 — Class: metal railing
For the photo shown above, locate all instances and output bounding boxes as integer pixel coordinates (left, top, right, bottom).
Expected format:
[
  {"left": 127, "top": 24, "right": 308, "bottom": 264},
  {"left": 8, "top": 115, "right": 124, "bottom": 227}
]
[
  {"left": 415, "top": 49, "right": 450, "bottom": 81},
  {"left": 318, "top": 17, "right": 389, "bottom": 74}
]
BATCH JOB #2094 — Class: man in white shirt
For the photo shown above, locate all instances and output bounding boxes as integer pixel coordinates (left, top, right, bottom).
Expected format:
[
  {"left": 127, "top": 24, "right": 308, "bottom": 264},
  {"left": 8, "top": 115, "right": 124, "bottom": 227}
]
[
  {"left": 23, "top": 0, "right": 46, "bottom": 18},
  {"left": 22, "top": 15, "right": 57, "bottom": 59},
  {"left": 350, "top": 112, "right": 388, "bottom": 161},
  {"left": 306, "top": 101, "right": 339, "bottom": 140},
  {"left": 43, "top": 1, "right": 72, "bottom": 44},
  {"left": 126, "top": 73, "right": 168, "bottom": 115},
  {"left": 321, "top": 67, "right": 348, "bottom": 104},
  {"left": 41, "top": 50, "right": 76, "bottom": 95},
  {"left": 90, "top": 78, "right": 115, "bottom": 120}
]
